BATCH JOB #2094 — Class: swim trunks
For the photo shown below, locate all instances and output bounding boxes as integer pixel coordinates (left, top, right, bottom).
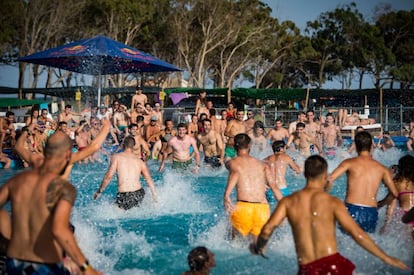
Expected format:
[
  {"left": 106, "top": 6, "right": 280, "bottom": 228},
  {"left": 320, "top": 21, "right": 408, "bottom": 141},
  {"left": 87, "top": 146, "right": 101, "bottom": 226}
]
[
  {"left": 204, "top": 155, "right": 222, "bottom": 168},
  {"left": 115, "top": 188, "right": 145, "bottom": 210},
  {"left": 403, "top": 209, "right": 414, "bottom": 227},
  {"left": 324, "top": 147, "right": 337, "bottom": 159},
  {"left": 266, "top": 187, "right": 289, "bottom": 203},
  {"left": 118, "top": 125, "right": 127, "bottom": 132},
  {"left": 345, "top": 202, "right": 378, "bottom": 233},
  {"left": 172, "top": 159, "right": 192, "bottom": 170},
  {"left": 298, "top": 253, "right": 355, "bottom": 275},
  {"left": 224, "top": 146, "right": 236, "bottom": 158},
  {"left": 6, "top": 258, "right": 69, "bottom": 275},
  {"left": 230, "top": 201, "right": 270, "bottom": 236}
]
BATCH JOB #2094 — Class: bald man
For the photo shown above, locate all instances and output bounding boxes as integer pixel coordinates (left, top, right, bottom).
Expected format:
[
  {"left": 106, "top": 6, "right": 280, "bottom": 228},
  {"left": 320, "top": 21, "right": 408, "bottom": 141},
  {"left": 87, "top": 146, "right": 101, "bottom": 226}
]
[{"left": 0, "top": 131, "right": 101, "bottom": 274}]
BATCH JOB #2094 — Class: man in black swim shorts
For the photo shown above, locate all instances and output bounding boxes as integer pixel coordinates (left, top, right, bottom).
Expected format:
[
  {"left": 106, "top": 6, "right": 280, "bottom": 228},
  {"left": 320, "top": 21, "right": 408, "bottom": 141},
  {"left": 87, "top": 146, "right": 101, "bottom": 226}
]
[{"left": 94, "top": 136, "right": 157, "bottom": 209}]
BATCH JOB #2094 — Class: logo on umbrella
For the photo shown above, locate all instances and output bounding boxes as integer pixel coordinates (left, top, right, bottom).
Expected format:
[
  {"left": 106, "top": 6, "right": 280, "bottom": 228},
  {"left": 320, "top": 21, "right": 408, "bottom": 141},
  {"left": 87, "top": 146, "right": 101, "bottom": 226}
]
[
  {"left": 121, "top": 48, "right": 154, "bottom": 61},
  {"left": 55, "top": 45, "right": 87, "bottom": 55}
]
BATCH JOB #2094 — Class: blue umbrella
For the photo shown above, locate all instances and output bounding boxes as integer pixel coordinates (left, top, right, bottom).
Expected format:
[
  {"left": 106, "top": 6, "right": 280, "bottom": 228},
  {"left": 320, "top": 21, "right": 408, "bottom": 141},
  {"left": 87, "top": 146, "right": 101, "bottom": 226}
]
[{"left": 18, "top": 35, "right": 180, "bottom": 106}]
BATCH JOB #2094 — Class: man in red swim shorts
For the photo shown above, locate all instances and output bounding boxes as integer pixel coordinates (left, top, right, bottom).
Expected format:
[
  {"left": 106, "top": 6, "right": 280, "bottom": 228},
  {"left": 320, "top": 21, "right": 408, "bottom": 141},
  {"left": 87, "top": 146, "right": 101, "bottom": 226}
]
[{"left": 250, "top": 155, "right": 408, "bottom": 274}]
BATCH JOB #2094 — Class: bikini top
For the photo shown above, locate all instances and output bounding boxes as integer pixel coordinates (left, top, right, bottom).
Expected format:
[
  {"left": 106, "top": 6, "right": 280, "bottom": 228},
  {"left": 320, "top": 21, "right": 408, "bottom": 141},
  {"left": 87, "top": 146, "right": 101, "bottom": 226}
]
[{"left": 398, "top": 191, "right": 414, "bottom": 198}]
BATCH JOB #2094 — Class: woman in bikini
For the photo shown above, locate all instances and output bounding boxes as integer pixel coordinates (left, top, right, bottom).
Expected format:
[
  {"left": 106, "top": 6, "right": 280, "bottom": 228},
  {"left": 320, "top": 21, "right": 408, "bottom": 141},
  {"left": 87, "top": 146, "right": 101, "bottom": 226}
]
[{"left": 381, "top": 155, "right": 414, "bottom": 236}]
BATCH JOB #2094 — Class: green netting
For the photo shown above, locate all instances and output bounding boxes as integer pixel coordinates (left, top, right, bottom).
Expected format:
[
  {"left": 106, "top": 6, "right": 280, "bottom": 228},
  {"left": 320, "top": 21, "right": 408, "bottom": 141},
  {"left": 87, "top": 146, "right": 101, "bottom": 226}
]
[{"left": 0, "top": 98, "right": 51, "bottom": 108}]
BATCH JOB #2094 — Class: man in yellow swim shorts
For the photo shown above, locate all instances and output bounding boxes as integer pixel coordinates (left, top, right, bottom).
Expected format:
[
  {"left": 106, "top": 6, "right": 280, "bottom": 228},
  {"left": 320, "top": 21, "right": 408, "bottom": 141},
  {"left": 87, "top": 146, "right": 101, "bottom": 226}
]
[{"left": 224, "top": 133, "right": 283, "bottom": 244}]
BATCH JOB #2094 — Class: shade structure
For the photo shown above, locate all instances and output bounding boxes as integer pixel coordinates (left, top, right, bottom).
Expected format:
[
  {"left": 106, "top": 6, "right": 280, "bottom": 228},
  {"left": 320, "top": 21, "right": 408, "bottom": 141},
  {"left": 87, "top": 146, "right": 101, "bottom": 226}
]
[{"left": 18, "top": 35, "right": 181, "bottom": 106}]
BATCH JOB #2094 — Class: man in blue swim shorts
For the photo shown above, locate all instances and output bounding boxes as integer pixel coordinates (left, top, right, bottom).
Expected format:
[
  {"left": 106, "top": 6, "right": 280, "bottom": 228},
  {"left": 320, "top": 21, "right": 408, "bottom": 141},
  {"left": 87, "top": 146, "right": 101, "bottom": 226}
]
[{"left": 328, "top": 131, "right": 398, "bottom": 233}]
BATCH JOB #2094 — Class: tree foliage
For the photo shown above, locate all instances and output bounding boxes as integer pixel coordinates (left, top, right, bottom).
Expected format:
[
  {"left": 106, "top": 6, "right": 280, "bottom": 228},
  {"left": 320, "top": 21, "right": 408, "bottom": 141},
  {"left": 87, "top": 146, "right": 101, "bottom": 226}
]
[{"left": 0, "top": 0, "right": 412, "bottom": 96}]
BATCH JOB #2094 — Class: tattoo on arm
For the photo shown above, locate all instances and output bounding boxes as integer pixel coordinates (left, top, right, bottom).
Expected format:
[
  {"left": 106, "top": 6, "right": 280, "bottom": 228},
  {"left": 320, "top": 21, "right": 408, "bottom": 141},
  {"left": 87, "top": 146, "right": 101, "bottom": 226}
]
[{"left": 46, "top": 178, "right": 77, "bottom": 212}]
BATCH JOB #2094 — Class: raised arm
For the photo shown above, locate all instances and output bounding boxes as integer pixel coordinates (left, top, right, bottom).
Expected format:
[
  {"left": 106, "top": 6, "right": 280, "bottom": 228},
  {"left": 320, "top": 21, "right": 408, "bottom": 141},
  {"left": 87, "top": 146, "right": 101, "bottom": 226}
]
[{"left": 70, "top": 118, "right": 110, "bottom": 164}]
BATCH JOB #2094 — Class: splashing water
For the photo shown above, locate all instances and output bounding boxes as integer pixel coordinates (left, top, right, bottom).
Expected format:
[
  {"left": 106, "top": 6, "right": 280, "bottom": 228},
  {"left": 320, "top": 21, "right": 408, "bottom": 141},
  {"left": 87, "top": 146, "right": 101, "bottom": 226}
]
[{"left": 0, "top": 148, "right": 412, "bottom": 274}]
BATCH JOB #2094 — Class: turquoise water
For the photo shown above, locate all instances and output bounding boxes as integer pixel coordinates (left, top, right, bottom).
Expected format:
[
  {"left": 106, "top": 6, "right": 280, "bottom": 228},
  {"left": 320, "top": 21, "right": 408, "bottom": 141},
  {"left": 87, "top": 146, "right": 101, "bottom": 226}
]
[{"left": 0, "top": 146, "right": 412, "bottom": 274}]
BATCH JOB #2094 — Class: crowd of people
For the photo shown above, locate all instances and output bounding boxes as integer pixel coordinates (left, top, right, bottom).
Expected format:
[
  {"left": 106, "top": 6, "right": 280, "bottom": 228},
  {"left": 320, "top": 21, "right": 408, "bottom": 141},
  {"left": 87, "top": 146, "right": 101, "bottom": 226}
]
[{"left": 0, "top": 87, "right": 413, "bottom": 274}]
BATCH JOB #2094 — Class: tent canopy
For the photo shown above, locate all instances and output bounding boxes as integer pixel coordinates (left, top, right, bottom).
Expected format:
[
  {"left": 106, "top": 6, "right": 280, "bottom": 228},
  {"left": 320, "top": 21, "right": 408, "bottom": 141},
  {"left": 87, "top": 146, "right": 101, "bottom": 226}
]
[{"left": 0, "top": 98, "right": 50, "bottom": 108}]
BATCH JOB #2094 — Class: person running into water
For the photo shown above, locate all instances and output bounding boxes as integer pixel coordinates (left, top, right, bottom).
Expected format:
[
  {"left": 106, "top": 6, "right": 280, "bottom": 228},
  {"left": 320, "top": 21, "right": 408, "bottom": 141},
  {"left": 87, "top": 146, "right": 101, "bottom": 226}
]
[
  {"left": 286, "top": 122, "right": 322, "bottom": 157},
  {"left": 197, "top": 119, "right": 224, "bottom": 168},
  {"left": 224, "top": 133, "right": 283, "bottom": 245},
  {"left": 263, "top": 140, "right": 301, "bottom": 197},
  {"left": 328, "top": 131, "right": 398, "bottom": 233},
  {"left": 224, "top": 110, "right": 247, "bottom": 160},
  {"left": 250, "top": 155, "right": 408, "bottom": 274},
  {"left": 182, "top": 246, "right": 216, "bottom": 275},
  {"left": 0, "top": 131, "right": 101, "bottom": 274},
  {"left": 94, "top": 136, "right": 157, "bottom": 210},
  {"left": 159, "top": 123, "right": 201, "bottom": 173}
]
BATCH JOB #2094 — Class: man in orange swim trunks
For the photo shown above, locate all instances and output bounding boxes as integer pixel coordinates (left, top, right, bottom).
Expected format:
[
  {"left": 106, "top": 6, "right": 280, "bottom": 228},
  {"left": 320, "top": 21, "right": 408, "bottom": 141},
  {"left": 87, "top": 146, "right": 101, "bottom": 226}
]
[
  {"left": 250, "top": 155, "right": 408, "bottom": 274},
  {"left": 223, "top": 133, "right": 283, "bottom": 245}
]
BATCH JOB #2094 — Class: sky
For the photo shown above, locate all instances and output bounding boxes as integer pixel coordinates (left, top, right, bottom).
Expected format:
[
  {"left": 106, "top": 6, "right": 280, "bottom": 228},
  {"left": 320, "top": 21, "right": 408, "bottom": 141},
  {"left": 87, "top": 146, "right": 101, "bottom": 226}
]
[{"left": 0, "top": 0, "right": 413, "bottom": 90}]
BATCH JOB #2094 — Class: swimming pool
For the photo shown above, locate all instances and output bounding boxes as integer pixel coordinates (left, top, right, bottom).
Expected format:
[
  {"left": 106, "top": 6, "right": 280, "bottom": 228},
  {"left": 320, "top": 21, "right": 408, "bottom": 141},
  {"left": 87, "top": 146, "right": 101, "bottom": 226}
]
[{"left": 0, "top": 146, "right": 412, "bottom": 274}]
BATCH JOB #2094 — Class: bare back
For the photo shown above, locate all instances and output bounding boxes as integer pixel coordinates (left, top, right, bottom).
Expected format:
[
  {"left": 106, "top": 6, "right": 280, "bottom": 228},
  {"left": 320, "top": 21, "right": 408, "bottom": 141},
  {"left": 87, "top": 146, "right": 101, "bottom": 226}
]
[
  {"left": 227, "top": 156, "right": 269, "bottom": 203},
  {"left": 284, "top": 190, "right": 340, "bottom": 264},
  {"left": 5, "top": 170, "right": 76, "bottom": 262},
  {"left": 331, "top": 155, "right": 395, "bottom": 207},
  {"left": 111, "top": 152, "right": 144, "bottom": 192}
]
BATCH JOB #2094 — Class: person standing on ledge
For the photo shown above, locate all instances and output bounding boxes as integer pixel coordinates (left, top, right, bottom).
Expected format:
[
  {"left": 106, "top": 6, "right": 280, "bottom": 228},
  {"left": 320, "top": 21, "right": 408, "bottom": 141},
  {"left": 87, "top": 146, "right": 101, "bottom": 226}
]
[{"left": 251, "top": 155, "right": 408, "bottom": 274}]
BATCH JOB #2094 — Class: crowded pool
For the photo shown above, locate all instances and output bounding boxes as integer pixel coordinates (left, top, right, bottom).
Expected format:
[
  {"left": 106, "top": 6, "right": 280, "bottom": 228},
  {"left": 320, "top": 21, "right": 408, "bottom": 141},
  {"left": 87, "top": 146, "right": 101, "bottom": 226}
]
[{"left": 0, "top": 144, "right": 412, "bottom": 274}]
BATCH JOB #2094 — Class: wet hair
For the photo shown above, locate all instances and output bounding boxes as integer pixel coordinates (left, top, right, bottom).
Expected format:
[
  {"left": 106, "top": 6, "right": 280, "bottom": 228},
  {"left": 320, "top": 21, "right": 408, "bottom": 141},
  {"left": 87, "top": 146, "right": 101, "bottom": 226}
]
[
  {"left": 129, "top": 123, "right": 138, "bottom": 130},
  {"left": 275, "top": 118, "right": 282, "bottom": 123},
  {"left": 123, "top": 136, "right": 136, "bottom": 149},
  {"left": 209, "top": 108, "right": 216, "bottom": 116},
  {"left": 58, "top": 121, "right": 67, "bottom": 127},
  {"left": 296, "top": 122, "right": 306, "bottom": 129},
  {"left": 203, "top": 118, "right": 212, "bottom": 125},
  {"left": 5, "top": 111, "right": 14, "bottom": 117},
  {"left": 272, "top": 140, "right": 285, "bottom": 153},
  {"left": 355, "top": 131, "right": 372, "bottom": 153},
  {"left": 304, "top": 155, "right": 327, "bottom": 180},
  {"left": 395, "top": 155, "right": 414, "bottom": 183},
  {"left": 177, "top": 123, "right": 187, "bottom": 129},
  {"left": 234, "top": 133, "right": 251, "bottom": 151},
  {"left": 254, "top": 121, "right": 264, "bottom": 130},
  {"left": 187, "top": 246, "right": 209, "bottom": 271}
]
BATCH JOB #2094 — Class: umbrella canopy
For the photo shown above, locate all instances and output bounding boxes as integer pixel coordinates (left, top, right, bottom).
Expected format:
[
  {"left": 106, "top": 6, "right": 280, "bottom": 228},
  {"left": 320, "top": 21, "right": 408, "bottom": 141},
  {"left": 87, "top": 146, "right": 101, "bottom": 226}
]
[{"left": 18, "top": 35, "right": 181, "bottom": 106}]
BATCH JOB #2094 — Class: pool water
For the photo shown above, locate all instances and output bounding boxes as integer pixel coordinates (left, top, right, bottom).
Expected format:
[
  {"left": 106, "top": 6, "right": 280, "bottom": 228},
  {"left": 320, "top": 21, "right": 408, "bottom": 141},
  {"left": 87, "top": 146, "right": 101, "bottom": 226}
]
[{"left": 0, "top": 145, "right": 412, "bottom": 274}]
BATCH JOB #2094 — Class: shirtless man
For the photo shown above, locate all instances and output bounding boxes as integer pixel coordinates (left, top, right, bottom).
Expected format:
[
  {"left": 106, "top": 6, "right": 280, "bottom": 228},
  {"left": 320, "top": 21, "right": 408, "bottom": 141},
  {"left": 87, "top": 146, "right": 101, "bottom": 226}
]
[
  {"left": 128, "top": 123, "right": 150, "bottom": 160},
  {"left": 197, "top": 119, "right": 224, "bottom": 168},
  {"left": 58, "top": 104, "right": 80, "bottom": 127},
  {"left": 94, "top": 136, "right": 157, "bottom": 210},
  {"left": 113, "top": 104, "right": 130, "bottom": 136},
  {"left": 244, "top": 110, "right": 255, "bottom": 135},
  {"left": 251, "top": 155, "right": 407, "bottom": 273},
  {"left": 406, "top": 119, "right": 414, "bottom": 152},
  {"left": 263, "top": 140, "right": 301, "bottom": 196},
  {"left": 267, "top": 118, "right": 289, "bottom": 143},
  {"left": 187, "top": 114, "right": 199, "bottom": 138},
  {"left": 0, "top": 111, "right": 16, "bottom": 152},
  {"left": 224, "top": 134, "right": 283, "bottom": 245},
  {"left": 288, "top": 111, "right": 306, "bottom": 135},
  {"left": 145, "top": 115, "right": 161, "bottom": 149},
  {"left": 224, "top": 110, "right": 247, "bottom": 160},
  {"left": 328, "top": 131, "right": 399, "bottom": 233},
  {"left": 151, "top": 102, "right": 163, "bottom": 128},
  {"left": 131, "top": 86, "right": 147, "bottom": 111},
  {"left": 15, "top": 118, "right": 111, "bottom": 180},
  {"left": 152, "top": 119, "right": 177, "bottom": 161},
  {"left": 320, "top": 113, "right": 342, "bottom": 155},
  {"left": 305, "top": 110, "right": 320, "bottom": 140},
  {"left": 0, "top": 131, "right": 101, "bottom": 274},
  {"left": 286, "top": 122, "right": 322, "bottom": 157},
  {"left": 159, "top": 123, "right": 200, "bottom": 173}
]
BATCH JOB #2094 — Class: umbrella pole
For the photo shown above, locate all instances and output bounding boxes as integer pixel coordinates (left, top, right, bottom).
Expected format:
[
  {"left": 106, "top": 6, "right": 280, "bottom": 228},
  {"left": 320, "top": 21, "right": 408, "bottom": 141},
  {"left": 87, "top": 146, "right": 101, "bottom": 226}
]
[{"left": 97, "top": 74, "right": 102, "bottom": 107}]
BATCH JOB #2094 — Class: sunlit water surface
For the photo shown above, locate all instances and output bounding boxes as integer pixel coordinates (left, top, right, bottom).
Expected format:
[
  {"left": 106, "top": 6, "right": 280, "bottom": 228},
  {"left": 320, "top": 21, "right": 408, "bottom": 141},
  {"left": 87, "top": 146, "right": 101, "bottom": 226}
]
[{"left": 0, "top": 144, "right": 412, "bottom": 274}]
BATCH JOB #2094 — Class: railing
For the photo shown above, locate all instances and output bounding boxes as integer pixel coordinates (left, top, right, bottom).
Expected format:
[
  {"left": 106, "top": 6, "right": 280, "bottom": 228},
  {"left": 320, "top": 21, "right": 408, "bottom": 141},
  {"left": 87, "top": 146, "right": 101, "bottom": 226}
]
[{"left": 163, "top": 105, "right": 414, "bottom": 136}]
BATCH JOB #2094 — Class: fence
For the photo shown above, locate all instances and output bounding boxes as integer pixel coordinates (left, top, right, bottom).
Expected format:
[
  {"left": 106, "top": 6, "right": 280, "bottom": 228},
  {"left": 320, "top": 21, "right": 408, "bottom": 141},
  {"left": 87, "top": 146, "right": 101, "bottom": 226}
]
[{"left": 164, "top": 105, "right": 414, "bottom": 136}]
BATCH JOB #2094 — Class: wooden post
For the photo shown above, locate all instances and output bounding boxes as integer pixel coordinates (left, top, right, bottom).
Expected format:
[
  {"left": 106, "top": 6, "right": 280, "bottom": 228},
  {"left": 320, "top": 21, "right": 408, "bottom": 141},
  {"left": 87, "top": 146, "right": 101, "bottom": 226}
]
[
  {"left": 380, "top": 88, "right": 383, "bottom": 126},
  {"left": 305, "top": 87, "right": 310, "bottom": 110}
]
